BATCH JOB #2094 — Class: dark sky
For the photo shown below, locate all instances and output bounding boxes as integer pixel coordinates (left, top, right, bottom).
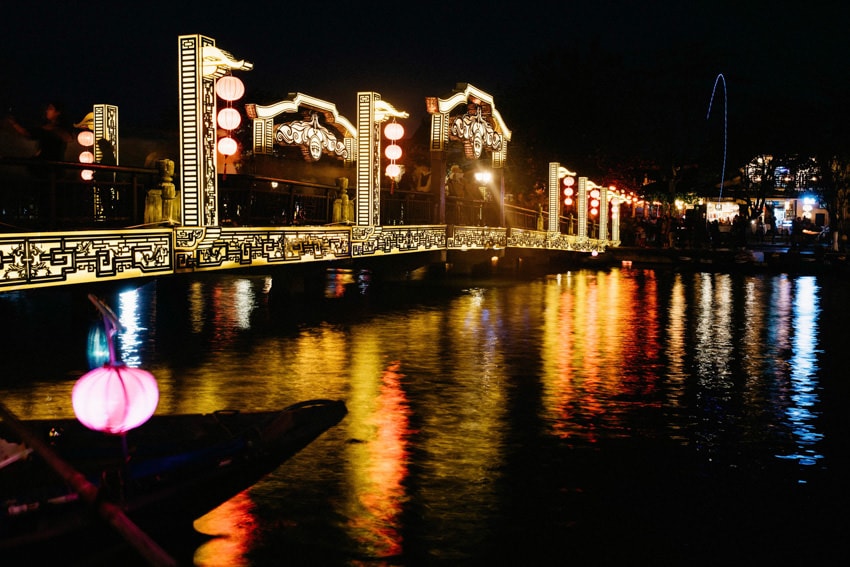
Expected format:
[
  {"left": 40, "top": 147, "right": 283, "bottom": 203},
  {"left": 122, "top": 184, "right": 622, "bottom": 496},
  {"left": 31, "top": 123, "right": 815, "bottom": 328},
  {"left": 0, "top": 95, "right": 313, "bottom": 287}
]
[{"left": 4, "top": 1, "right": 849, "bottom": 166}]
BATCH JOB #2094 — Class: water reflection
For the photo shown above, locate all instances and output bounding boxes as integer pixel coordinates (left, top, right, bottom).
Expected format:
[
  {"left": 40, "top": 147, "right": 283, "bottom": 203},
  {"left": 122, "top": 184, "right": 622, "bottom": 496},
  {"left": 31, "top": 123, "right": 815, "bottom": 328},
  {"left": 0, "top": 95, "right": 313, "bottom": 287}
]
[
  {"left": 117, "top": 288, "right": 145, "bottom": 367},
  {"left": 193, "top": 491, "right": 257, "bottom": 567},
  {"left": 345, "top": 361, "right": 410, "bottom": 559},
  {"left": 541, "top": 269, "right": 662, "bottom": 442},
  {"left": 0, "top": 268, "right": 838, "bottom": 565},
  {"left": 778, "top": 276, "right": 824, "bottom": 471}
]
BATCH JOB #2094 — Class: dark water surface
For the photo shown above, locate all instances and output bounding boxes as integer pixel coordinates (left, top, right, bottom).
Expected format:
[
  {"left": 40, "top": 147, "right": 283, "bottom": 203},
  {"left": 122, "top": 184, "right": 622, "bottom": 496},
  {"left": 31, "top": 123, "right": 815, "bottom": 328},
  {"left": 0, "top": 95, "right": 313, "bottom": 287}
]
[{"left": 1, "top": 267, "right": 847, "bottom": 566}]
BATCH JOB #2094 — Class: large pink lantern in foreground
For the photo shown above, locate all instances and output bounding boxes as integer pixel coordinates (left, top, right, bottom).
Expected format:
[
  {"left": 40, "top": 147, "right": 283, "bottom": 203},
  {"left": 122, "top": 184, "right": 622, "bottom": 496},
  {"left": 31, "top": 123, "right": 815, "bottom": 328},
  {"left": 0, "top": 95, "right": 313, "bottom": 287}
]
[{"left": 72, "top": 295, "right": 159, "bottom": 435}]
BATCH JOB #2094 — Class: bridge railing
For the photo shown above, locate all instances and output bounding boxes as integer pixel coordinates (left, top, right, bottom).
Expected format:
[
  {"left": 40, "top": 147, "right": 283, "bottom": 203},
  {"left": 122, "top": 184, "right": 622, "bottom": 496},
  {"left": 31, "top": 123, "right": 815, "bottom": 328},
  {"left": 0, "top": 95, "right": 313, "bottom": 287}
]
[
  {"left": 0, "top": 158, "right": 159, "bottom": 231},
  {"left": 1, "top": 162, "right": 605, "bottom": 238}
]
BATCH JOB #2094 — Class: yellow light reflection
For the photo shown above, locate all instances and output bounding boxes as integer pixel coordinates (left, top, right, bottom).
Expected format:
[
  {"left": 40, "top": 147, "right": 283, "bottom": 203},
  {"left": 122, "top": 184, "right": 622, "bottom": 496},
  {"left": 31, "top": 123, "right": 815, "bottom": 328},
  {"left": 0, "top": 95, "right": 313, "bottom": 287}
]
[{"left": 541, "top": 269, "right": 661, "bottom": 441}]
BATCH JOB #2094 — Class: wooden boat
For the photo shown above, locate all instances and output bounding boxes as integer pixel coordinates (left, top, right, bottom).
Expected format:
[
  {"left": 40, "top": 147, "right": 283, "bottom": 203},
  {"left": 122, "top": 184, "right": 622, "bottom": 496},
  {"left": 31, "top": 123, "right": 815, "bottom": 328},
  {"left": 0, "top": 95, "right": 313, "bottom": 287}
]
[{"left": 0, "top": 398, "right": 347, "bottom": 559}]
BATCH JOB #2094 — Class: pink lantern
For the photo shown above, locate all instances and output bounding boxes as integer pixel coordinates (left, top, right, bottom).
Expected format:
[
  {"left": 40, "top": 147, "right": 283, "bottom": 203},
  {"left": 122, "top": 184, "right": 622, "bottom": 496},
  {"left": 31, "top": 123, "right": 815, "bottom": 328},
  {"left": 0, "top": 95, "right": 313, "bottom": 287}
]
[
  {"left": 72, "top": 294, "right": 159, "bottom": 435},
  {"left": 72, "top": 364, "right": 159, "bottom": 434},
  {"left": 215, "top": 76, "right": 245, "bottom": 101},
  {"left": 384, "top": 144, "right": 402, "bottom": 161},
  {"left": 217, "top": 107, "right": 242, "bottom": 130},
  {"left": 384, "top": 122, "right": 404, "bottom": 141},
  {"left": 218, "top": 136, "right": 238, "bottom": 156},
  {"left": 79, "top": 151, "right": 95, "bottom": 164},
  {"left": 81, "top": 169, "right": 94, "bottom": 181}
]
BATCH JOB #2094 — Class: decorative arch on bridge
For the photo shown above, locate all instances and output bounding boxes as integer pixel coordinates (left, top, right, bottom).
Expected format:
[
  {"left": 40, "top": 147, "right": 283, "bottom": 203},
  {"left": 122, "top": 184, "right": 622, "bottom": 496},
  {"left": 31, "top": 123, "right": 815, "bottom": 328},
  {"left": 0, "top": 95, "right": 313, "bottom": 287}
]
[
  {"left": 245, "top": 93, "right": 357, "bottom": 165},
  {"left": 426, "top": 83, "right": 512, "bottom": 224}
]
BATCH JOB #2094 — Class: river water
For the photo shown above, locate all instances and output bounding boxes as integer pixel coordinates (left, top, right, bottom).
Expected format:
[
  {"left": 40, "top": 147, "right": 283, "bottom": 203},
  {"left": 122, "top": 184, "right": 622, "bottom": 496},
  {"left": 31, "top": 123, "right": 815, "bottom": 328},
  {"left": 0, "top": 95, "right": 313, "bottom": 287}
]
[{"left": 1, "top": 265, "right": 847, "bottom": 566}]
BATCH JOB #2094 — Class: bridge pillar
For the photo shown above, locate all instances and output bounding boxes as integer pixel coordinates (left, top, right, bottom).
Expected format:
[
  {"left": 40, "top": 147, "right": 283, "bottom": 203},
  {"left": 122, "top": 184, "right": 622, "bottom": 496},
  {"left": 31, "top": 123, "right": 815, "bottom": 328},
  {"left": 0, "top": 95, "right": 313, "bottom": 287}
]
[
  {"left": 356, "top": 92, "right": 381, "bottom": 227},
  {"left": 578, "top": 177, "right": 589, "bottom": 239},
  {"left": 599, "top": 184, "right": 609, "bottom": 241}
]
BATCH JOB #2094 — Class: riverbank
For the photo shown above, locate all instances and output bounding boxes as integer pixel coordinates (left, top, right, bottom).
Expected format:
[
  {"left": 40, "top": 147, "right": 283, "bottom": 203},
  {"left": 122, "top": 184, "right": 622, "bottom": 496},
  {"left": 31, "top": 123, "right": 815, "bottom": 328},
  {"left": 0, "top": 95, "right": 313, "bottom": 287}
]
[{"left": 589, "top": 241, "right": 849, "bottom": 275}]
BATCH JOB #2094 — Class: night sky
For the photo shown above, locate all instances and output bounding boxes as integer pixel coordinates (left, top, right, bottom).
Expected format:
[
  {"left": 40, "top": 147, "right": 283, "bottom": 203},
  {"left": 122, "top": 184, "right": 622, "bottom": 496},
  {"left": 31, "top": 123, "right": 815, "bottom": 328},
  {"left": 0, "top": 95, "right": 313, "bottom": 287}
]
[{"left": 4, "top": 1, "right": 849, "bottom": 171}]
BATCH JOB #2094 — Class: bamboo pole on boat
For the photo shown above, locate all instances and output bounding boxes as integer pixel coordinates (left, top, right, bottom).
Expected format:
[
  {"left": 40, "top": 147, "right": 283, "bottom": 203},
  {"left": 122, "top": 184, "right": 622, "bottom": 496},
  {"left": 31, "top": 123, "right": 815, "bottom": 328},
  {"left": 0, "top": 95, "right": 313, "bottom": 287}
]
[{"left": 0, "top": 402, "right": 178, "bottom": 567}]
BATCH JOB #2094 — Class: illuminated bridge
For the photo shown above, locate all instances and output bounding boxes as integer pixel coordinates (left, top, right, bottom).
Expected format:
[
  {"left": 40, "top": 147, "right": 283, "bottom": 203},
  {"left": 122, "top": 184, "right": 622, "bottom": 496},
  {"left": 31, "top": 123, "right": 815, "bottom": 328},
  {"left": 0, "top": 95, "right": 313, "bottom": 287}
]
[{"left": 0, "top": 34, "right": 622, "bottom": 294}]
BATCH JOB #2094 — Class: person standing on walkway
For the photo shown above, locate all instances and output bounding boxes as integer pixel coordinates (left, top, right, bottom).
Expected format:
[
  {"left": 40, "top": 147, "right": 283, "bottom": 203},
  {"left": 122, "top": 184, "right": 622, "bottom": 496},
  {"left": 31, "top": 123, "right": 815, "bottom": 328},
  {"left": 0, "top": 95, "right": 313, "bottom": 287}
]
[{"left": 6, "top": 101, "right": 73, "bottom": 163}]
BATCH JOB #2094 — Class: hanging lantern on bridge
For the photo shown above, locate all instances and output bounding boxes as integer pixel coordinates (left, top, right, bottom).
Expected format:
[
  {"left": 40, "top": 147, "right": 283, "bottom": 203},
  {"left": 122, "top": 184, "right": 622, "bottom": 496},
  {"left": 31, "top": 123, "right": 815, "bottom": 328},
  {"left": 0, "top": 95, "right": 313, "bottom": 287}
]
[
  {"left": 215, "top": 74, "right": 244, "bottom": 160},
  {"left": 215, "top": 75, "right": 245, "bottom": 101},
  {"left": 384, "top": 143, "right": 402, "bottom": 161},
  {"left": 386, "top": 163, "right": 402, "bottom": 180},
  {"left": 78, "top": 129, "right": 95, "bottom": 181},
  {"left": 217, "top": 136, "right": 238, "bottom": 156},
  {"left": 383, "top": 120, "right": 404, "bottom": 182},
  {"left": 590, "top": 188, "right": 600, "bottom": 216},
  {"left": 217, "top": 107, "right": 242, "bottom": 130},
  {"left": 384, "top": 122, "right": 404, "bottom": 142}
]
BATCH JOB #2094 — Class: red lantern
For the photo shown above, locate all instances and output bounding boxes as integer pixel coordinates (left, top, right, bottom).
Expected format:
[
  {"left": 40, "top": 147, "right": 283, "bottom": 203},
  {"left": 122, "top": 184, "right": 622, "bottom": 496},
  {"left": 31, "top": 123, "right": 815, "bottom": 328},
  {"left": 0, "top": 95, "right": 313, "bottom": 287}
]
[
  {"left": 215, "top": 76, "right": 245, "bottom": 101},
  {"left": 384, "top": 122, "right": 404, "bottom": 141},
  {"left": 72, "top": 364, "right": 159, "bottom": 434},
  {"left": 217, "top": 108, "right": 242, "bottom": 130}
]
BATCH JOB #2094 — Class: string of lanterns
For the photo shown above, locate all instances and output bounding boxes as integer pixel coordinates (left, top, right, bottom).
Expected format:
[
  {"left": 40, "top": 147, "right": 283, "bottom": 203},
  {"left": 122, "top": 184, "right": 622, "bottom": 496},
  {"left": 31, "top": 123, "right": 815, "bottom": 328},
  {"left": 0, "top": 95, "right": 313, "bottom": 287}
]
[
  {"left": 215, "top": 74, "right": 245, "bottom": 159},
  {"left": 77, "top": 129, "right": 96, "bottom": 181},
  {"left": 384, "top": 120, "right": 404, "bottom": 184}
]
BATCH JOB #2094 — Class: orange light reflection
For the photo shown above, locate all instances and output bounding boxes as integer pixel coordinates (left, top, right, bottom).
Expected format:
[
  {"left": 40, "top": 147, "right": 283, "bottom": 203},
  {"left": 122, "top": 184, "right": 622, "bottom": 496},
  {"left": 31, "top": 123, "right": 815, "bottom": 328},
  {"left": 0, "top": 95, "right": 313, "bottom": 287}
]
[
  {"left": 347, "top": 361, "right": 411, "bottom": 559},
  {"left": 193, "top": 491, "right": 257, "bottom": 567}
]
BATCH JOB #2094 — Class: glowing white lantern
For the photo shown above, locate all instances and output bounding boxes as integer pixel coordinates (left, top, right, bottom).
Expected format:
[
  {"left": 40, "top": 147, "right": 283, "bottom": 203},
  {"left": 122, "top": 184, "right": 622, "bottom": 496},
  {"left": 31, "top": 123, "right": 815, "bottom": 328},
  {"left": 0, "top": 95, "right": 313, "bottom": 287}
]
[
  {"left": 386, "top": 163, "right": 401, "bottom": 179},
  {"left": 215, "top": 76, "right": 245, "bottom": 101},
  {"left": 81, "top": 170, "right": 94, "bottom": 181},
  {"left": 384, "top": 144, "right": 402, "bottom": 161},
  {"left": 217, "top": 108, "right": 242, "bottom": 130},
  {"left": 218, "top": 136, "right": 238, "bottom": 156},
  {"left": 77, "top": 130, "right": 94, "bottom": 147},
  {"left": 72, "top": 364, "right": 159, "bottom": 434},
  {"left": 384, "top": 122, "right": 404, "bottom": 141},
  {"left": 79, "top": 151, "right": 94, "bottom": 164}
]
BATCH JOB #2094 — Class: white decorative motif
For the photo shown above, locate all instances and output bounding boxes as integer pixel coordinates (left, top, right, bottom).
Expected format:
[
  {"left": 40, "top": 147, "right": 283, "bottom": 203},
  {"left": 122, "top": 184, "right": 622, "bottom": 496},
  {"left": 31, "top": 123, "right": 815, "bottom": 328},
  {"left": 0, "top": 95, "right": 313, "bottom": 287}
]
[
  {"left": 275, "top": 114, "right": 348, "bottom": 161},
  {"left": 373, "top": 100, "right": 409, "bottom": 123},
  {"left": 451, "top": 106, "right": 503, "bottom": 160},
  {"left": 201, "top": 45, "right": 254, "bottom": 77}
]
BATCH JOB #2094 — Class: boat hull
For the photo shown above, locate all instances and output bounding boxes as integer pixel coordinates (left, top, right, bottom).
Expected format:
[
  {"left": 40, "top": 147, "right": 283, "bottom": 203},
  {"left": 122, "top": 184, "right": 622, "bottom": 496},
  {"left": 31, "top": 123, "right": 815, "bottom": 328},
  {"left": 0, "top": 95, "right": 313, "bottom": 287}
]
[{"left": 1, "top": 399, "right": 347, "bottom": 557}]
